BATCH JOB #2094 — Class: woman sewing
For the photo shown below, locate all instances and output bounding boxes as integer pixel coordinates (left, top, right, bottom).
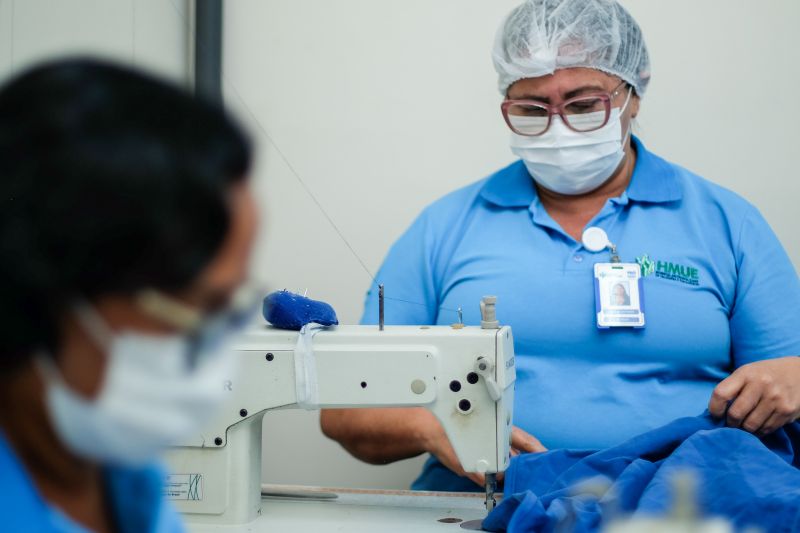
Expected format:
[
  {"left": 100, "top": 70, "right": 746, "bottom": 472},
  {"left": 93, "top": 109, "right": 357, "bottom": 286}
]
[{"left": 321, "top": 0, "right": 800, "bottom": 492}]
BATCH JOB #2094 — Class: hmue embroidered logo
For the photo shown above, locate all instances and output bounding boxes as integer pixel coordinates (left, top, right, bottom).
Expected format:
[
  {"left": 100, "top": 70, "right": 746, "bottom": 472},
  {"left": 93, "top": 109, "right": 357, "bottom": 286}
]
[{"left": 637, "top": 254, "right": 699, "bottom": 286}]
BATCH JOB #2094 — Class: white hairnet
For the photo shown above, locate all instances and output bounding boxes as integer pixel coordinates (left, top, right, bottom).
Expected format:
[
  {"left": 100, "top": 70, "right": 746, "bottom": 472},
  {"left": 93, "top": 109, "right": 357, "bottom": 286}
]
[{"left": 492, "top": 0, "right": 651, "bottom": 96}]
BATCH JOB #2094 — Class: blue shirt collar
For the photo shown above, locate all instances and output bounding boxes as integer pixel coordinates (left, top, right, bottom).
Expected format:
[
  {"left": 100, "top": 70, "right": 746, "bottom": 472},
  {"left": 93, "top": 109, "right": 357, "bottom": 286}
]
[{"left": 479, "top": 135, "right": 683, "bottom": 208}]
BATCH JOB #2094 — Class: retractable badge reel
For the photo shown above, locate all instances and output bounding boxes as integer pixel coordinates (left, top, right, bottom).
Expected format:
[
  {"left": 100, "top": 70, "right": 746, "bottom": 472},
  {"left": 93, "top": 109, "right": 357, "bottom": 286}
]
[{"left": 582, "top": 227, "right": 645, "bottom": 329}]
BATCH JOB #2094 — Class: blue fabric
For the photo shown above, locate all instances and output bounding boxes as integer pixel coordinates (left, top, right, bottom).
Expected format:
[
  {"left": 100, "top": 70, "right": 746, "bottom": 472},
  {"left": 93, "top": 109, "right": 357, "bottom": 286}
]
[
  {"left": 362, "top": 136, "right": 800, "bottom": 491},
  {"left": 263, "top": 290, "right": 339, "bottom": 330},
  {"left": 483, "top": 414, "right": 800, "bottom": 533},
  {"left": 0, "top": 430, "right": 185, "bottom": 533}
]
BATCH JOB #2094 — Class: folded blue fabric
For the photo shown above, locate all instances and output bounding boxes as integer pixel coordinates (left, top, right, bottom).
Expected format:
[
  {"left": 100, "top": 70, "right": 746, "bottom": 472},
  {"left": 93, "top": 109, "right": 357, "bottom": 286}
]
[
  {"left": 484, "top": 413, "right": 800, "bottom": 533},
  {"left": 262, "top": 290, "right": 339, "bottom": 331}
]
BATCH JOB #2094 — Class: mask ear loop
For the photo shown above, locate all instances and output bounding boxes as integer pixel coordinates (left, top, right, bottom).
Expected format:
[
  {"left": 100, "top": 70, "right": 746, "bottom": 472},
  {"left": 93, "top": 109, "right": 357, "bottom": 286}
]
[
  {"left": 619, "top": 86, "right": 633, "bottom": 114},
  {"left": 618, "top": 87, "right": 635, "bottom": 144},
  {"left": 73, "top": 301, "right": 115, "bottom": 352},
  {"left": 33, "top": 350, "right": 90, "bottom": 403},
  {"left": 33, "top": 304, "right": 114, "bottom": 398}
]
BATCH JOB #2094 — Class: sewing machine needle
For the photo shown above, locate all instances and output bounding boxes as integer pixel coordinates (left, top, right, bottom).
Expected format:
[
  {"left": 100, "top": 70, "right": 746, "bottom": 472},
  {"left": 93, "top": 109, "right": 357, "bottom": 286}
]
[
  {"left": 485, "top": 473, "right": 497, "bottom": 512},
  {"left": 378, "top": 284, "right": 385, "bottom": 331}
]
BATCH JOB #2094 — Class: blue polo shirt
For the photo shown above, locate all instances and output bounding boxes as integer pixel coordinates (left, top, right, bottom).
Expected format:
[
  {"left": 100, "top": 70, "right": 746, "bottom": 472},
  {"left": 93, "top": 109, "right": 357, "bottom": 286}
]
[
  {"left": 0, "top": 430, "right": 184, "bottom": 533},
  {"left": 361, "top": 136, "right": 800, "bottom": 491}
]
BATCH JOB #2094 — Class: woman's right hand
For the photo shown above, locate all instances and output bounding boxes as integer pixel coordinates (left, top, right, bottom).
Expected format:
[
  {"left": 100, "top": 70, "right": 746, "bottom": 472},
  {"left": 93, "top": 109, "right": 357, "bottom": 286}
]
[{"left": 423, "top": 418, "right": 547, "bottom": 487}]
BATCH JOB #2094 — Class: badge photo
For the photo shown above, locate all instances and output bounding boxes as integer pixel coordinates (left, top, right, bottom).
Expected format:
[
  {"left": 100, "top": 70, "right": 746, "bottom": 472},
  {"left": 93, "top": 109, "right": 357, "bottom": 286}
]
[{"left": 594, "top": 263, "right": 645, "bottom": 328}]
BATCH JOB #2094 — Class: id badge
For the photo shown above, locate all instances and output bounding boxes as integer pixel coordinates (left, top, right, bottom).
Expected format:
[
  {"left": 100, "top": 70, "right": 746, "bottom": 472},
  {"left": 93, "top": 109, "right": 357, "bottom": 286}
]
[{"left": 594, "top": 263, "right": 645, "bottom": 328}]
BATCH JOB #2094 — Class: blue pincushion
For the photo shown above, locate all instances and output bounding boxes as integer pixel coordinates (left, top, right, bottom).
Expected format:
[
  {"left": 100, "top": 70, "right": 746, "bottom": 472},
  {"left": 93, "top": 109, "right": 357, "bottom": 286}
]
[{"left": 262, "top": 290, "right": 339, "bottom": 330}]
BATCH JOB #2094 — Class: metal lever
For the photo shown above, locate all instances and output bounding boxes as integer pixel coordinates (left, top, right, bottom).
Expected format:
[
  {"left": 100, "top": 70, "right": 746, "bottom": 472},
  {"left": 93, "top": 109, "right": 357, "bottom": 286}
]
[{"left": 475, "top": 357, "right": 501, "bottom": 401}]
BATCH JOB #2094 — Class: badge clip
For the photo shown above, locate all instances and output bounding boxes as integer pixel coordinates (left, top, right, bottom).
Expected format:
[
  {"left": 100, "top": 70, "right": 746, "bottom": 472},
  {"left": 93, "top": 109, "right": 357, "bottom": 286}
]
[
  {"left": 582, "top": 227, "right": 621, "bottom": 263},
  {"left": 582, "top": 227, "right": 645, "bottom": 329}
]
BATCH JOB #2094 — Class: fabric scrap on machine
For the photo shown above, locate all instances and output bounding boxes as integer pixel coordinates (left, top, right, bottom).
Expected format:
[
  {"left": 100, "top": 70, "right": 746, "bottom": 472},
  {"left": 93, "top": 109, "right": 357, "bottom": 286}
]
[{"left": 262, "top": 290, "right": 339, "bottom": 331}]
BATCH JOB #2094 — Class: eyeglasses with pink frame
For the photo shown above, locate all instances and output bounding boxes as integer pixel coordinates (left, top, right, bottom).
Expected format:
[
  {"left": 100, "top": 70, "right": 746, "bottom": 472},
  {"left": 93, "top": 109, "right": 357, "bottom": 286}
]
[{"left": 501, "top": 80, "right": 630, "bottom": 137}]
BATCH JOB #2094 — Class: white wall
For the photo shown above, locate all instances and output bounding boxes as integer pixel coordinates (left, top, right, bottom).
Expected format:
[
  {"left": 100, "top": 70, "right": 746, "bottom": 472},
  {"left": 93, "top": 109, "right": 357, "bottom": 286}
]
[
  {"left": 0, "top": 0, "right": 189, "bottom": 84},
  {"left": 223, "top": 0, "right": 800, "bottom": 490}
]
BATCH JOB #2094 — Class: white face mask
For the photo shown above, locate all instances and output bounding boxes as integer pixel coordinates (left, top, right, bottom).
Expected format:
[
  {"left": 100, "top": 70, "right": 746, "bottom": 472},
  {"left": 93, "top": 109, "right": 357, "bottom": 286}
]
[
  {"left": 37, "top": 301, "right": 241, "bottom": 466},
  {"left": 510, "top": 88, "right": 633, "bottom": 195}
]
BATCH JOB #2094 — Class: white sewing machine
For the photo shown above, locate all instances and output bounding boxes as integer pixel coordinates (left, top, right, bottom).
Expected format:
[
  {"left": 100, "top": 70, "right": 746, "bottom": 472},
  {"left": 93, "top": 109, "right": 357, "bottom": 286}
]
[{"left": 164, "top": 299, "right": 515, "bottom": 532}]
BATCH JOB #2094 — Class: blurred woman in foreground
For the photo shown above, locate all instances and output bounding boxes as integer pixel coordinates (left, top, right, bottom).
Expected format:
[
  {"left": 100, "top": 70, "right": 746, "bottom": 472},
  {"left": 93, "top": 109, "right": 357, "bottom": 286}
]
[{"left": 0, "top": 59, "right": 257, "bottom": 533}]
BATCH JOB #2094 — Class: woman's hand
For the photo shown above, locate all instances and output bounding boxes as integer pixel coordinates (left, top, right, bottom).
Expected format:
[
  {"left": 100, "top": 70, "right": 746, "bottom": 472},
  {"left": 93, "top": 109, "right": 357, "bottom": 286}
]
[
  {"left": 709, "top": 356, "right": 800, "bottom": 435},
  {"left": 425, "top": 423, "right": 546, "bottom": 487}
]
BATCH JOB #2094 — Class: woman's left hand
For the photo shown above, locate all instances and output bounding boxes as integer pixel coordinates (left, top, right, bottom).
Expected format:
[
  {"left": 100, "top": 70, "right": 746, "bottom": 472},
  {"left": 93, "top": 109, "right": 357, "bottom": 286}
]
[{"left": 709, "top": 356, "right": 800, "bottom": 435}]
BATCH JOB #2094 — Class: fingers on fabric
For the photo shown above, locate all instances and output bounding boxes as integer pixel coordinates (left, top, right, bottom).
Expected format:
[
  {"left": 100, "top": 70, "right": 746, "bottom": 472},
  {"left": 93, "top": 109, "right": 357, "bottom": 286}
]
[
  {"left": 745, "top": 376, "right": 791, "bottom": 434},
  {"left": 741, "top": 399, "right": 774, "bottom": 434},
  {"left": 716, "top": 360, "right": 800, "bottom": 434},
  {"left": 726, "top": 382, "right": 763, "bottom": 429},
  {"left": 757, "top": 389, "right": 798, "bottom": 435},
  {"left": 709, "top": 368, "right": 748, "bottom": 417},
  {"left": 758, "top": 411, "right": 787, "bottom": 437}
]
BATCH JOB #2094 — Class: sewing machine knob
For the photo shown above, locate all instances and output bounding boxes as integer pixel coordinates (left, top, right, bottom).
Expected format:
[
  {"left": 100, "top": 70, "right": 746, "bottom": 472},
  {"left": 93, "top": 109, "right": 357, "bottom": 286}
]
[
  {"left": 480, "top": 295, "right": 500, "bottom": 329},
  {"left": 411, "top": 379, "right": 426, "bottom": 394}
]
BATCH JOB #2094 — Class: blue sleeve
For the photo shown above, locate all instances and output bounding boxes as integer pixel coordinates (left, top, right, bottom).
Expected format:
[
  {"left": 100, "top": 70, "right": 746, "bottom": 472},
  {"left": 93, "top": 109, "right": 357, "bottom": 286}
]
[
  {"left": 153, "top": 501, "right": 186, "bottom": 533},
  {"left": 730, "top": 206, "right": 800, "bottom": 366},
  {"left": 360, "top": 209, "right": 440, "bottom": 326}
]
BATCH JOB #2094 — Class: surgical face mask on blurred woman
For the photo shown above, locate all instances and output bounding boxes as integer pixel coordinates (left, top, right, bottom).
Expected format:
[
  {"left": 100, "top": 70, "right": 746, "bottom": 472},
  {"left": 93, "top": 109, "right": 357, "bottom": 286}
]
[
  {"left": 36, "top": 295, "right": 249, "bottom": 466},
  {"left": 510, "top": 88, "right": 633, "bottom": 195}
]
